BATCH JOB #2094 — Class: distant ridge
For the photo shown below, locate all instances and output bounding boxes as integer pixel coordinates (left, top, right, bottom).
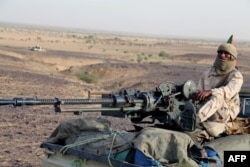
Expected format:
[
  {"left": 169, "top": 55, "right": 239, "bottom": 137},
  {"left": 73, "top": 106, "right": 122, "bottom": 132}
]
[{"left": 0, "top": 21, "right": 249, "bottom": 43}]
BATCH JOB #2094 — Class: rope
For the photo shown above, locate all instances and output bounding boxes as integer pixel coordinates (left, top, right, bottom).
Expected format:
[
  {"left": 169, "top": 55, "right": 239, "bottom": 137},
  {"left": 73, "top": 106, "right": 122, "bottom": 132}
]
[
  {"left": 59, "top": 134, "right": 111, "bottom": 154},
  {"left": 115, "top": 130, "right": 133, "bottom": 147},
  {"left": 107, "top": 131, "right": 117, "bottom": 167},
  {"left": 70, "top": 158, "right": 84, "bottom": 167},
  {"left": 60, "top": 130, "right": 134, "bottom": 167},
  {"left": 107, "top": 130, "right": 133, "bottom": 167}
]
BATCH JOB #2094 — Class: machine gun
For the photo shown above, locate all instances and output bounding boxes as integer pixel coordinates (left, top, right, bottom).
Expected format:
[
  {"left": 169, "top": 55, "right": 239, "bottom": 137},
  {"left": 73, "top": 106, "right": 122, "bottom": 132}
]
[
  {"left": 1, "top": 79, "right": 249, "bottom": 131},
  {"left": 0, "top": 80, "right": 198, "bottom": 130}
]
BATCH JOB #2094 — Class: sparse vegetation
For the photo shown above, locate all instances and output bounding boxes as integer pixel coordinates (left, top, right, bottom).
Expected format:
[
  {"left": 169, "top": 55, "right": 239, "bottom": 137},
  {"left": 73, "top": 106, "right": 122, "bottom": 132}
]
[
  {"left": 85, "top": 35, "right": 94, "bottom": 39},
  {"left": 137, "top": 54, "right": 143, "bottom": 63},
  {"left": 88, "top": 45, "right": 93, "bottom": 50},
  {"left": 148, "top": 54, "right": 153, "bottom": 57},
  {"left": 159, "top": 51, "right": 170, "bottom": 59},
  {"left": 0, "top": 25, "right": 250, "bottom": 167},
  {"left": 36, "top": 36, "right": 42, "bottom": 41},
  {"left": 76, "top": 72, "right": 99, "bottom": 83}
]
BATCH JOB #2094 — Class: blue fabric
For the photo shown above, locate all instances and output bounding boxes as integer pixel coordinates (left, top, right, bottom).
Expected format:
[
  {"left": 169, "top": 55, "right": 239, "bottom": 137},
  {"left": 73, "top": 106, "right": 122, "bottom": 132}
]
[
  {"left": 134, "top": 150, "right": 163, "bottom": 167},
  {"left": 200, "top": 147, "right": 222, "bottom": 167},
  {"left": 200, "top": 161, "right": 210, "bottom": 167},
  {"left": 200, "top": 155, "right": 222, "bottom": 167},
  {"left": 205, "top": 147, "right": 217, "bottom": 157}
]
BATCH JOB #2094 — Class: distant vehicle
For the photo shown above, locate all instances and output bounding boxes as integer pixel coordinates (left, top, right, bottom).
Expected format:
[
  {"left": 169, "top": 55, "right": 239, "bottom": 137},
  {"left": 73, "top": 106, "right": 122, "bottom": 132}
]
[{"left": 29, "top": 45, "right": 46, "bottom": 52}]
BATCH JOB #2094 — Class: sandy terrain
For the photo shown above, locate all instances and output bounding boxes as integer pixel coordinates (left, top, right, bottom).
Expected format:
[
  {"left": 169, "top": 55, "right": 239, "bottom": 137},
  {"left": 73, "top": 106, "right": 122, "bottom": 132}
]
[{"left": 0, "top": 25, "right": 250, "bottom": 167}]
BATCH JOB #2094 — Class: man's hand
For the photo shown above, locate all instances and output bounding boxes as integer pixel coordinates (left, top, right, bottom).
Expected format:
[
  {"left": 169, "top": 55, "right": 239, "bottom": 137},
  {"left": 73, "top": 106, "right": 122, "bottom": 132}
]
[{"left": 195, "top": 90, "right": 212, "bottom": 101}]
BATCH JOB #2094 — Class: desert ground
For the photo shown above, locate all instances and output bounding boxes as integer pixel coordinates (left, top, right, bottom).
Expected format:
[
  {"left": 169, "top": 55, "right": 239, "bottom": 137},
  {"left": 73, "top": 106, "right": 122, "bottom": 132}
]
[{"left": 0, "top": 24, "right": 250, "bottom": 167}]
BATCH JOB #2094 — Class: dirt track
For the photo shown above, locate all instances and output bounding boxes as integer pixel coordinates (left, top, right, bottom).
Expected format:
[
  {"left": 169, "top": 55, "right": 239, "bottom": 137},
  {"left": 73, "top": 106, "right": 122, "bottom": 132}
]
[{"left": 0, "top": 26, "right": 250, "bottom": 166}]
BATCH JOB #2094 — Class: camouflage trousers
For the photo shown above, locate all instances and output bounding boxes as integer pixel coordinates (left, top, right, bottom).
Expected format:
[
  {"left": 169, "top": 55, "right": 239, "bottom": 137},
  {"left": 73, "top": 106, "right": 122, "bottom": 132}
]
[
  {"left": 196, "top": 96, "right": 232, "bottom": 137},
  {"left": 197, "top": 96, "right": 230, "bottom": 123}
]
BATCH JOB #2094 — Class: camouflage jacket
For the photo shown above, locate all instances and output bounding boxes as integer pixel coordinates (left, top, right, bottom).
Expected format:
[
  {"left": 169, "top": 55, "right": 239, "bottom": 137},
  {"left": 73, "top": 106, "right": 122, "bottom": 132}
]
[{"left": 197, "top": 67, "right": 243, "bottom": 122}]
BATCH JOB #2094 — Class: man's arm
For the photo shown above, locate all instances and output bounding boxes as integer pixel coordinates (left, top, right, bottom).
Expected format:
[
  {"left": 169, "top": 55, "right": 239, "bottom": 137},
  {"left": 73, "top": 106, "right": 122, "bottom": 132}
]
[
  {"left": 211, "top": 71, "right": 243, "bottom": 100},
  {"left": 196, "top": 90, "right": 212, "bottom": 101}
]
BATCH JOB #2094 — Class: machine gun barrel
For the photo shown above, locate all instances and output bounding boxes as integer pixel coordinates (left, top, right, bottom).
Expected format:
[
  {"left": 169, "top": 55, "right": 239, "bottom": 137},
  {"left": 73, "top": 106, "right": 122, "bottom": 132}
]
[
  {"left": 0, "top": 98, "right": 115, "bottom": 106},
  {"left": 0, "top": 80, "right": 199, "bottom": 125}
]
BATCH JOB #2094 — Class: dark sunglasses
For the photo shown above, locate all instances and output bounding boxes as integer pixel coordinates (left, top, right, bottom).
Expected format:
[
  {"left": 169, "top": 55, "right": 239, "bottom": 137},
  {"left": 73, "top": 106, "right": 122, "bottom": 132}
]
[{"left": 217, "top": 51, "right": 232, "bottom": 59}]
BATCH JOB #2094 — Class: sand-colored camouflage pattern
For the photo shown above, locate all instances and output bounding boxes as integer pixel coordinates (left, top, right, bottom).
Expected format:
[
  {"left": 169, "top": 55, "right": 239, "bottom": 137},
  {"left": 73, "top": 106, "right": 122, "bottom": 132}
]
[{"left": 197, "top": 67, "right": 243, "bottom": 122}]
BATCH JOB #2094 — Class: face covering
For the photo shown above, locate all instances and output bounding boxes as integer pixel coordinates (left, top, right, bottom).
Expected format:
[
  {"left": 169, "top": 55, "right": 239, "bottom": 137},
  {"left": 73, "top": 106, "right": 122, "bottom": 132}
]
[{"left": 213, "top": 57, "right": 235, "bottom": 75}]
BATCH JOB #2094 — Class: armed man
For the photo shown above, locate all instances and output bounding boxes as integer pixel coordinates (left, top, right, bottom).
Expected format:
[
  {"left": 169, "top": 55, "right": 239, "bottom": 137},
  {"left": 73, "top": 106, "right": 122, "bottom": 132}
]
[{"left": 191, "top": 35, "right": 244, "bottom": 142}]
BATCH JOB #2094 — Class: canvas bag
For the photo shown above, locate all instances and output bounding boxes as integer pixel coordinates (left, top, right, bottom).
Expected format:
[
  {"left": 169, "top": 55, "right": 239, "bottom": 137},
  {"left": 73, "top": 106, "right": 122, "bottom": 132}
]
[
  {"left": 46, "top": 116, "right": 112, "bottom": 144},
  {"left": 204, "top": 134, "right": 250, "bottom": 163},
  {"left": 132, "top": 127, "right": 199, "bottom": 167}
]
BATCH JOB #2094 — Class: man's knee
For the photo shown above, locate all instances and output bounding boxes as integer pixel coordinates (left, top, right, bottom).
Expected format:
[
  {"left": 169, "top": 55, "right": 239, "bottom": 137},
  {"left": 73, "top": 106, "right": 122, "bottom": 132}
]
[{"left": 202, "top": 121, "right": 226, "bottom": 137}]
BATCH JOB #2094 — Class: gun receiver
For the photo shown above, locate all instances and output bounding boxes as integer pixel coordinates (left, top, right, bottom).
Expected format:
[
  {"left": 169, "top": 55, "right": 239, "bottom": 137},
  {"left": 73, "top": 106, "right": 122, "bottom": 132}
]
[{"left": 0, "top": 80, "right": 198, "bottom": 125}]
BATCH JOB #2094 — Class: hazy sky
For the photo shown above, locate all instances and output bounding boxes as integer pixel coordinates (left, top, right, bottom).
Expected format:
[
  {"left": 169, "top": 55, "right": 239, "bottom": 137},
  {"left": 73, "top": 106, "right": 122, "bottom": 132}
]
[{"left": 0, "top": 0, "right": 250, "bottom": 41}]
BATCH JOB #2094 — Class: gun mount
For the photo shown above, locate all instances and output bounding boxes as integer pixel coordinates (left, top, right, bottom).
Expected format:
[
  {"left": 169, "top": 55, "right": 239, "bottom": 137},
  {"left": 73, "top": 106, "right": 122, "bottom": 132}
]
[
  {"left": 1, "top": 79, "right": 250, "bottom": 167},
  {"left": 0, "top": 80, "right": 197, "bottom": 126}
]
